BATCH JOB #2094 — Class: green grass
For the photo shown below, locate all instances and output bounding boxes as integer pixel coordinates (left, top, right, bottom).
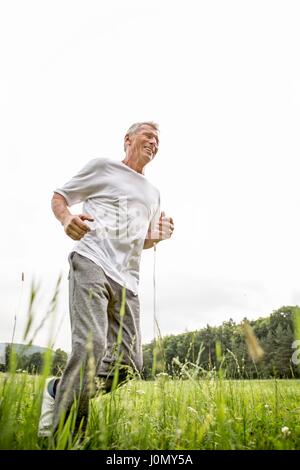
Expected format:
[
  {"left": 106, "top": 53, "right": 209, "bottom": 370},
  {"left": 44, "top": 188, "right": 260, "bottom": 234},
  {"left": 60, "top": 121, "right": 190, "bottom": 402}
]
[
  {"left": 2, "top": 279, "right": 299, "bottom": 450},
  {"left": 1, "top": 372, "right": 300, "bottom": 450}
]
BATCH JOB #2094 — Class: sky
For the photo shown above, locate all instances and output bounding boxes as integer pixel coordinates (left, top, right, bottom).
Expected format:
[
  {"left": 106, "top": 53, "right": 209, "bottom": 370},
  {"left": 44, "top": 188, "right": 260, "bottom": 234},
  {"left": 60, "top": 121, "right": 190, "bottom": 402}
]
[{"left": 1, "top": 0, "right": 300, "bottom": 352}]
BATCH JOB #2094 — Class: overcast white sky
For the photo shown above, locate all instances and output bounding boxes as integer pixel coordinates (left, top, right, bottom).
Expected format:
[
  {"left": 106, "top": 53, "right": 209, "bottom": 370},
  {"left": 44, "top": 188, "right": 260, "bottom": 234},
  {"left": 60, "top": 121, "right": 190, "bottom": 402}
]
[{"left": 1, "top": 0, "right": 300, "bottom": 352}]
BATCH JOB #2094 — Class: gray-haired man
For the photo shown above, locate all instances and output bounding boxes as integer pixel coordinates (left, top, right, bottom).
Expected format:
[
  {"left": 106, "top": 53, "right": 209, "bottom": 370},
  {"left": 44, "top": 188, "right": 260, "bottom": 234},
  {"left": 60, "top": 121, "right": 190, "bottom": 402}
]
[{"left": 38, "top": 122, "right": 174, "bottom": 436}]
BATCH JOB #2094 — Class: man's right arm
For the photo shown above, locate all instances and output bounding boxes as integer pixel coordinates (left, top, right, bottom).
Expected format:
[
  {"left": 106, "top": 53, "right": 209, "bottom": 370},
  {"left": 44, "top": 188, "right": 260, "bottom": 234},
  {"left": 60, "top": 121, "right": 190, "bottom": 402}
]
[{"left": 51, "top": 192, "right": 94, "bottom": 241}]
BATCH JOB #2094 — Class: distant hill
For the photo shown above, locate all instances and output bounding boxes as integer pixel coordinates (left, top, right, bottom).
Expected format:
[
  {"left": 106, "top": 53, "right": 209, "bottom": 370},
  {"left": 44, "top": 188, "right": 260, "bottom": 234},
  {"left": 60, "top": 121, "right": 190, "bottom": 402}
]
[{"left": 0, "top": 343, "right": 48, "bottom": 365}]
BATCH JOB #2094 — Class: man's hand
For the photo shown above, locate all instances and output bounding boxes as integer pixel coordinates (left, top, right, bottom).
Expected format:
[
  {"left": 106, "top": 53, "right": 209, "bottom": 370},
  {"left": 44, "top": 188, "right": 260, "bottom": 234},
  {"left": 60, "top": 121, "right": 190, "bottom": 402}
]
[
  {"left": 156, "top": 211, "right": 174, "bottom": 241},
  {"left": 143, "top": 211, "right": 174, "bottom": 249},
  {"left": 51, "top": 193, "right": 94, "bottom": 241},
  {"left": 63, "top": 213, "right": 94, "bottom": 241}
]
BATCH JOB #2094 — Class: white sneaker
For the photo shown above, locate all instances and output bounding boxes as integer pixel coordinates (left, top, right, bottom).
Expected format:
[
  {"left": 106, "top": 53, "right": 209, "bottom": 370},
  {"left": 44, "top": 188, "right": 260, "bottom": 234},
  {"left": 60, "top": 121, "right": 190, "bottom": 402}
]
[{"left": 38, "top": 377, "right": 56, "bottom": 437}]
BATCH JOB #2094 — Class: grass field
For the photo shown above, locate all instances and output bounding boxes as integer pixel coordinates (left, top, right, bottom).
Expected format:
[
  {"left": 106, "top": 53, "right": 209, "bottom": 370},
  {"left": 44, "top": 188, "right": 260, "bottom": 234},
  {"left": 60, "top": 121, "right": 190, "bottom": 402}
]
[
  {"left": 1, "top": 281, "right": 299, "bottom": 450},
  {"left": 0, "top": 371, "right": 300, "bottom": 450}
]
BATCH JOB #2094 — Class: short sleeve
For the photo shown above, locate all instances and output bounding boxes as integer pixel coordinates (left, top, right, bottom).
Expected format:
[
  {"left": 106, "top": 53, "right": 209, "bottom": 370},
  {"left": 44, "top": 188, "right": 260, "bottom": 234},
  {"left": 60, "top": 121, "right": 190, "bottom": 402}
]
[{"left": 54, "top": 158, "right": 103, "bottom": 206}]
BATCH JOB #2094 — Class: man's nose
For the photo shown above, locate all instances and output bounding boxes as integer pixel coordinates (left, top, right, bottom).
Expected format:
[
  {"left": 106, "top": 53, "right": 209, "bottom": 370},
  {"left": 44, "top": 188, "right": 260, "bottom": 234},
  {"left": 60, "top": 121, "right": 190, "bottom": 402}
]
[{"left": 149, "top": 137, "right": 157, "bottom": 149}]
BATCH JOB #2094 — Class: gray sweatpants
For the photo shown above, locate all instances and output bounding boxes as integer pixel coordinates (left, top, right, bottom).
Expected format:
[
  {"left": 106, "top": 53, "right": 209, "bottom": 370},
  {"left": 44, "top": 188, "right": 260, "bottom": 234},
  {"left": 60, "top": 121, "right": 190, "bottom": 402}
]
[{"left": 53, "top": 251, "right": 143, "bottom": 431}]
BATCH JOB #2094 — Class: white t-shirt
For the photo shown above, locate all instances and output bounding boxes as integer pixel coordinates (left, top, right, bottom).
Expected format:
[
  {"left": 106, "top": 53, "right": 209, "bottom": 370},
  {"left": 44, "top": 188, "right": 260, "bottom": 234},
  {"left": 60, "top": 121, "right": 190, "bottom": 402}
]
[{"left": 55, "top": 158, "right": 160, "bottom": 294}]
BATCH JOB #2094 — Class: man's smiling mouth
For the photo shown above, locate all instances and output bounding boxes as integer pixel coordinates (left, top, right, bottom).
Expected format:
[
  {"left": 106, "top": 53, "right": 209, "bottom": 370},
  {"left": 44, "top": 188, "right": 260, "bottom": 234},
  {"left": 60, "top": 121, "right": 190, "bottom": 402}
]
[{"left": 144, "top": 146, "right": 152, "bottom": 154}]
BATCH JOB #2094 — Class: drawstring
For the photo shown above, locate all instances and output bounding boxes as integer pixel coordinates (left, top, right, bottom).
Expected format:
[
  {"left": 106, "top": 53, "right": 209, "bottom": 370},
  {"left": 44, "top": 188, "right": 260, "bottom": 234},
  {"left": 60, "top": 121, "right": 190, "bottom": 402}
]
[
  {"left": 152, "top": 242, "right": 166, "bottom": 373},
  {"left": 153, "top": 242, "right": 157, "bottom": 341}
]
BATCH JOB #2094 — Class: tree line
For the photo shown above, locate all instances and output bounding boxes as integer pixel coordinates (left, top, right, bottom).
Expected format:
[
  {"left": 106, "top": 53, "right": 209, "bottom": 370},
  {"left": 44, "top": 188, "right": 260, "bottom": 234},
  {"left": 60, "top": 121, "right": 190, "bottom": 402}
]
[
  {"left": 2, "top": 346, "right": 68, "bottom": 375},
  {"left": 142, "top": 306, "right": 300, "bottom": 379}
]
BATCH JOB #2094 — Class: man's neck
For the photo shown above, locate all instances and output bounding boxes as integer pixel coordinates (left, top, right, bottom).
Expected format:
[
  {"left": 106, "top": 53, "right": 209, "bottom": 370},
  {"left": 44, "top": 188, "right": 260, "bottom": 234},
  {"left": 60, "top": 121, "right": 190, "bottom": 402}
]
[{"left": 121, "top": 158, "right": 145, "bottom": 175}]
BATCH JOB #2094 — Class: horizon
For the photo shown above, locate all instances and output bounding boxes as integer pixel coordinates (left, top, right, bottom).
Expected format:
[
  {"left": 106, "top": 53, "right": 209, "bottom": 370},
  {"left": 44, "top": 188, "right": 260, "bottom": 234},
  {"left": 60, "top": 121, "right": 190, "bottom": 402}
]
[{"left": 1, "top": 302, "right": 297, "bottom": 353}]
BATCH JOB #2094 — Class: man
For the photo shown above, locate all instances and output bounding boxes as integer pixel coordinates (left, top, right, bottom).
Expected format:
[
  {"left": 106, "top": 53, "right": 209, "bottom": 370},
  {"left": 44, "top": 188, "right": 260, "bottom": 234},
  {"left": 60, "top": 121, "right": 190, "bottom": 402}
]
[{"left": 38, "top": 122, "right": 174, "bottom": 437}]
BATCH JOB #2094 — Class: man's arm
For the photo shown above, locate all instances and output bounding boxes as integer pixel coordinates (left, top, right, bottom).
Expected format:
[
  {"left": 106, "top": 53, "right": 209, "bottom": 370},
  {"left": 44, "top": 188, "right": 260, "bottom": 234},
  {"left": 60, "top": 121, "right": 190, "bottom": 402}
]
[
  {"left": 143, "top": 239, "right": 159, "bottom": 250},
  {"left": 143, "top": 211, "right": 174, "bottom": 249},
  {"left": 52, "top": 192, "right": 94, "bottom": 241}
]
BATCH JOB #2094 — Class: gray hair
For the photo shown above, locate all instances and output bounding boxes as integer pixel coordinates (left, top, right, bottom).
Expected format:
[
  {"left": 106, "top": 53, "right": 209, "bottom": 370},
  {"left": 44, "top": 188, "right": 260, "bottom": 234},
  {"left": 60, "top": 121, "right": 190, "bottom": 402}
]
[{"left": 124, "top": 121, "right": 159, "bottom": 152}]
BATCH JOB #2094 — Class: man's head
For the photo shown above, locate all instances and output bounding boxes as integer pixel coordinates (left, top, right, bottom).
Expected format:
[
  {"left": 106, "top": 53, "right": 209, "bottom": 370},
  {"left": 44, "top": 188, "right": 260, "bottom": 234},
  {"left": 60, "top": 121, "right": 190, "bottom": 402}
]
[{"left": 124, "top": 122, "right": 160, "bottom": 168}]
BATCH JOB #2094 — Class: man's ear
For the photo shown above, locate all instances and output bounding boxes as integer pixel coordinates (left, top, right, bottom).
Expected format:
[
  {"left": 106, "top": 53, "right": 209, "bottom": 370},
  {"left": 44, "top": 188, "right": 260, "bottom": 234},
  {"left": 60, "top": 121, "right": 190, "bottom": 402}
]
[{"left": 124, "top": 133, "right": 131, "bottom": 148}]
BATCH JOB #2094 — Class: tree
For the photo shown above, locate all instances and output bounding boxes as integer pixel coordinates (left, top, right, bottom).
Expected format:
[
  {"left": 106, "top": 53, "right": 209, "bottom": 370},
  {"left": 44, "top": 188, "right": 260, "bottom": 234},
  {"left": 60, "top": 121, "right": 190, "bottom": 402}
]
[
  {"left": 52, "top": 348, "right": 68, "bottom": 376},
  {"left": 141, "top": 305, "right": 300, "bottom": 380},
  {"left": 28, "top": 352, "right": 43, "bottom": 373},
  {"left": 5, "top": 344, "right": 12, "bottom": 371}
]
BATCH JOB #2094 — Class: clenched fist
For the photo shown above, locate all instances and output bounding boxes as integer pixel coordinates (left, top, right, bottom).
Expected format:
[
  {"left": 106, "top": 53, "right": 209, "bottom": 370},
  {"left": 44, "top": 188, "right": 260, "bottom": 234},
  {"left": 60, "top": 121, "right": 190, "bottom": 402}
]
[
  {"left": 63, "top": 213, "right": 94, "bottom": 241},
  {"left": 148, "top": 211, "right": 174, "bottom": 242},
  {"left": 157, "top": 211, "right": 174, "bottom": 240}
]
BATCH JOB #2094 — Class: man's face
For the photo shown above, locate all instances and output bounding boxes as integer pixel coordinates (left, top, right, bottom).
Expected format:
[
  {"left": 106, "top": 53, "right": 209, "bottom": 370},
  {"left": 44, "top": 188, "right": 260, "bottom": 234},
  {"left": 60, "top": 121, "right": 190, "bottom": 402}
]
[{"left": 126, "top": 125, "right": 159, "bottom": 164}]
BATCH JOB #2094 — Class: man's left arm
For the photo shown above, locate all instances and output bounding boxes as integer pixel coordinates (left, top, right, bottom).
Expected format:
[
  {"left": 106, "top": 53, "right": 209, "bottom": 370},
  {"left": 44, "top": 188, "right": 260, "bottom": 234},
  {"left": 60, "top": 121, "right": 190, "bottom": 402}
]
[{"left": 143, "top": 211, "right": 174, "bottom": 249}]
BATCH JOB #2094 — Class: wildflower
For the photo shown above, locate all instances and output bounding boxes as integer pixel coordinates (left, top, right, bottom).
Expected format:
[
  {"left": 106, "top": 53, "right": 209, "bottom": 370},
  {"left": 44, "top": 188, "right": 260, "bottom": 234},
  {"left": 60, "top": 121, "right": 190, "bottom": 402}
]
[
  {"left": 187, "top": 406, "right": 198, "bottom": 415},
  {"left": 281, "top": 426, "right": 291, "bottom": 436},
  {"left": 264, "top": 404, "right": 270, "bottom": 409},
  {"left": 136, "top": 389, "right": 145, "bottom": 395},
  {"left": 156, "top": 372, "right": 169, "bottom": 378}
]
